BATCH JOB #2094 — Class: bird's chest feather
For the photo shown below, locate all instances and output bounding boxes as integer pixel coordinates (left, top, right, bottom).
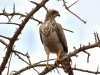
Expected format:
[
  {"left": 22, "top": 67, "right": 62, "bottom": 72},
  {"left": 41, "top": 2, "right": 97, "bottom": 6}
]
[
  {"left": 41, "top": 21, "right": 62, "bottom": 53},
  {"left": 42, "top": 20, "right": 57, "bottom": 36}
]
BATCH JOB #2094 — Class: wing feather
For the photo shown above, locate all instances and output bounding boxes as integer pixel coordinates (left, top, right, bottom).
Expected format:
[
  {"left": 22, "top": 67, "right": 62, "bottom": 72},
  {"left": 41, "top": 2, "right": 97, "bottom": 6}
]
[
  {"left": 56, "top": 23, "right": 68, "bottom": 52},
  {"left": 39, "top": 26, "right": 43, "bottom": 44}
]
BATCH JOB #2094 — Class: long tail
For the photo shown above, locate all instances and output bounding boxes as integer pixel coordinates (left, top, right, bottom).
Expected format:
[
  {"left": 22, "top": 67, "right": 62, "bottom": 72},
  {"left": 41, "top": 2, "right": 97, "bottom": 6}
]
[{"left": 61, "top": 58, "right": 74, "bottom": 75}]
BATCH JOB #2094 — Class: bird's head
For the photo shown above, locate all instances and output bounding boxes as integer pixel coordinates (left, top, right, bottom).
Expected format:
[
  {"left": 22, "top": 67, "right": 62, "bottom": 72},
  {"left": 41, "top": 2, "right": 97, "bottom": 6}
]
[{"left": 45, "top": 9, "right": 60, "bottom": 21}]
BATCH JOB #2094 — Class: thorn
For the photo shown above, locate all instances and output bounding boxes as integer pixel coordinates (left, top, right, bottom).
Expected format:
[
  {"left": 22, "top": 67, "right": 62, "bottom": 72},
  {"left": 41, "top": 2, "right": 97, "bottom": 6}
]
[
  {"left": 13, "top": 3, "right": 15, "bottom": 13},
  {"left": 19, "top": 15, "right": 23, "bottom": 19},
  {"left": 30, "top": 1, "right": 38, "bottom": 6},
  {"left": 87, "top": 54, "right": 90, "bottom": 63},
  {"left": 73, "top": 46, "right": 76, "bottom": 50},
  {"left": 80, "top": 44, "right": 82, "bottom": 49},
  {"left": 88, "top": 42, "right": 91, "bottom": 45},
  {"left": 74, "top": 63, "right": 76, "bottom": 68},
  {"left": 2, "top": 7, "right": 6, "bottom": 13},
  {"left": 97, "top": 33, "right": 100, "bottom": 42},
  {"left": 25, "top": 12, "right": 28, "bottom": 15},
  {"left": 95, "top": 66, "right": 99, "bottom": 75}
]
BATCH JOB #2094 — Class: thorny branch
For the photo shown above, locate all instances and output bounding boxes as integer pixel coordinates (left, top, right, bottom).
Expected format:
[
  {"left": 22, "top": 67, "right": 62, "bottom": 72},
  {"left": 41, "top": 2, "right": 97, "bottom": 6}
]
[
  {"left": 0, "top": 0, "right": 49, "bottom": 74},
  {"left": 7, "top": 53, "right": 13, "bottom": 75},
  {"left": 62, "top": 0, "right": 86, "bottom": 24},
  {"left": 39, "top": 39, "right": 100, "bottom": 75},
  {"left": 0, "top": 0, "right": 100, "bottom": 75},
  {"left": 0, "top": 8, "right": 42, "bottom": 24},
  {"left": 11, "top": 33, "right": 100, "bottom": 75},
  {"left": 0, "top": 39, "right": 8, "bottom": 47}
]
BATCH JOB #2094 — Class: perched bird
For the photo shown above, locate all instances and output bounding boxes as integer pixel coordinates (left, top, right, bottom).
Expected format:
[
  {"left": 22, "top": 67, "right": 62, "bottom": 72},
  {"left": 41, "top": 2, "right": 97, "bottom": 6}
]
[{"left": 39, "top": 9, "right": 73, "bottom": 75}]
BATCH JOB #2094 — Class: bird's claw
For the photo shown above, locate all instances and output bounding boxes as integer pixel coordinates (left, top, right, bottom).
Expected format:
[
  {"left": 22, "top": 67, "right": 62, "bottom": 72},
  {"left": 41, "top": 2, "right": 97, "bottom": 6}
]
[
  {"left": 44, "top": 64, "right": 50, "bottom": 71},
  {"left": 55, "top": 59, "right": 60, "bottom": 66}
]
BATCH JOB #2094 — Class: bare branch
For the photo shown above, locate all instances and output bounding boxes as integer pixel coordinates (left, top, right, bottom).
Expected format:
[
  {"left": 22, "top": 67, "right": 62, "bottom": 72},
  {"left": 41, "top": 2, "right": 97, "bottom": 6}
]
[
  {"left": 30, "top": 1, "right": 39, "bottom": 6},
  {"left": 0, "top": 22, "right": 20, "bottom": 26},
  {"left": 73, "top": 67, "right": 100, "bottom": 74},
  {"left": 7, "top": 53, "right": 12, "bottom": 75},
  {"left": 13, "top": 50, "right": 29, "bottom": 57},
  {"left": 0, "top": 35, "right": 11, "bottom": 40},
  {"left": 63, "top": 28, "right": 74, "bottom": 33},
  {"left": 83, "top": 51, "right": 90, "bottom": 63},
  {"left": 0, "top": 39, "right": 7, "bottom": 47},
  {"left": 0, "top": 12, "right": 42, "bottom": 24},
  {"left": 39, "top": 41, "right": 100, "bottom": 75},
  {"left": 68, "top": 0, "right": 79, "bottom": 8},
  {"left": 62, "top": 0, "right": 86, "bottom": 24},
  {"left": 0, "top": 0, "right": 49, "bottom": 74}
]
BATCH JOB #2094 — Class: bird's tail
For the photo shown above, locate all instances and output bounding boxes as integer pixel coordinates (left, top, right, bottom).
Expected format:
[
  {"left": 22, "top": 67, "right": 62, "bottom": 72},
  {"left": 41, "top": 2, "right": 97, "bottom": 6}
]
[{"left": 61, "top": 58, "right": 74, "bottom": 75}]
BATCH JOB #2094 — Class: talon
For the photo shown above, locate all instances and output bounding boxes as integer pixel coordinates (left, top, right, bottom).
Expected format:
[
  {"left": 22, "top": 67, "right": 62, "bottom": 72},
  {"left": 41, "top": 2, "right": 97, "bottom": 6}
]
[
  {"left": 55, "top": 59, "right": 60, "bottom": 66},
  {"left": 45, "top": 64, "right": 50, "bottom": 71}
]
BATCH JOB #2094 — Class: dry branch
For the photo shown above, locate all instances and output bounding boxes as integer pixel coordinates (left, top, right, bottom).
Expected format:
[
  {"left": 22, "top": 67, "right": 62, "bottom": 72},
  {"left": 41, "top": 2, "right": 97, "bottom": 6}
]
[
  {"left": 11, "top": 40, "right": 100, "bottom": 75},
  {"left": 62, "top": 0, "right": 86, "bottom": 24},
  {"left": 0, "top": 11, "right": 42, "bottom": 24},
  {"left": 0, "top": 39, "right": 8, "bottom": 47},
  {"left": 0, "top": 0, "right": 100, "bottom": 75},
  {"left": 39, "top": 41, "right": 100, "bottom": 75},
  {"left": 0, "top": 0, "right": 49, "bottom": 74}
]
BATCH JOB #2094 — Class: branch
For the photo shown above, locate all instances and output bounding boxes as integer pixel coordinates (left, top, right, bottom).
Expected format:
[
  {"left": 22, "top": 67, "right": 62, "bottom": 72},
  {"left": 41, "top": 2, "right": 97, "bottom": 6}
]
[
  {"left": 0, "top": 35, "right": 12, "bottom": 40},
  {"left": 68, "top": 0, "right": 79, "bottom": 8},
  {"left": 0, "top": 12, "right": 42, "bottom": 24},
  {"left": 0, "top": 0, "right": 49, "bottom": 74},
  {"left": 11, "top": 58, "right": 55, "bottom": 75},
  {"left": 39, "top": 41, "right": 100, "bottom": 75},
  {"left": 63, "top": 28, "right": 74, "bottom": 33},
  {"left": 73, "top": 67, "right": 100, "bottom": 74},
  {"left": 7, "top": 53, "right": 13, "bottom": 75},
  {"left": 0, "top": 22, "right": 20, "bottom": 26},
  {"left": 0, "top": 39, "right": 7, "bottom": 47},
  {"left": 62, "top": 0, "right": 86, "bottom": 24},
  {"left": 11, "top": 61, "right": 100, "bottom": 75},
  {"left": 13, "top": 41, "right": 100, "bottom": 75}
]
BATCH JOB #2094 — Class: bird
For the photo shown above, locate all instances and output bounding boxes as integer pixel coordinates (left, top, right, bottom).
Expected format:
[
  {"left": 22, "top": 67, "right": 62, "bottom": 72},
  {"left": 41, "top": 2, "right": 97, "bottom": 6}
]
[{"left": 39, "top": 9, "right": 73, "bottom": 75}]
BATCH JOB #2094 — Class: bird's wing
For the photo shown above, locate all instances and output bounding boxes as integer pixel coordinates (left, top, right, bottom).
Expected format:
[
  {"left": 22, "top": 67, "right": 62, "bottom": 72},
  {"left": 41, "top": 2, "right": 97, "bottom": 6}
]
[
  {"left": 39, "top": 25, "right": 43, "bottom": 44},
  {"left": 56, "top": 23, "right": 68, "bottom": 52}
]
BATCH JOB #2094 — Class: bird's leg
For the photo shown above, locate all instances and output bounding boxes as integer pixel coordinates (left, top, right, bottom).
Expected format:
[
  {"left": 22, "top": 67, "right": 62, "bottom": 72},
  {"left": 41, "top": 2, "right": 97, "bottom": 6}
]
[
  {"left": 55, "top": 50, "right": 65, "bottom": 66},
  {"left": 45, "top": 54, "right": 50, "bottom": 70},
  {"left": 55, "top": 51, "right": 61, "bottom": 66}
]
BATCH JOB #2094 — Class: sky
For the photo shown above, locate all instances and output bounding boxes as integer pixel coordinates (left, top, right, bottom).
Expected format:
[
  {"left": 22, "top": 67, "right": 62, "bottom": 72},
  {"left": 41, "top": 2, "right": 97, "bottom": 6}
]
[{"left": 0, "top": 0, "right": 100, "bottom": 75}]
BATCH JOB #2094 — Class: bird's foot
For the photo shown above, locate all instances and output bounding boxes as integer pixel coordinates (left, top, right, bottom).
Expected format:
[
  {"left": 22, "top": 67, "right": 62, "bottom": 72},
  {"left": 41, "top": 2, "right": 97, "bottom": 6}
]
[
  {"left": 55, "top": 59, "right": 60, "bottom": 66},
  {"left": 44, "top": 64, "right": 50, "bottom": 71}
]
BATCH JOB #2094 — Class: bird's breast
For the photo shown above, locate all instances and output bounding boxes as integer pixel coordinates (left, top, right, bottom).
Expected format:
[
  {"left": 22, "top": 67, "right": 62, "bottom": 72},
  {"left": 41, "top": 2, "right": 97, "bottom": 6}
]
[
  {"left": 42, "top": 31, "right": 63, "bottom": 53},
  {"left": 41, "top": 20, "right": 63, "bottom": 53}
]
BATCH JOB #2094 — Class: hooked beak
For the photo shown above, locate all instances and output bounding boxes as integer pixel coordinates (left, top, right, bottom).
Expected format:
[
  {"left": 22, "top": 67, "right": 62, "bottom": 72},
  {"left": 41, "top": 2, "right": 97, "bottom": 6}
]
[{"left": 57, "top": 13, "right": 60, "bottom": 17}]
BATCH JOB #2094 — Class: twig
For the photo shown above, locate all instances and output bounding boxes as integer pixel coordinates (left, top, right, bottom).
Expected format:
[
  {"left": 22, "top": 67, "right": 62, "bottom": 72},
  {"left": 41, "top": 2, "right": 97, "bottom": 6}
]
[
  {"left": 27, "top": 52, "right": 40, "bottom": 74},
  {"left": 0, "top": 0, "right": 49, "bottom": 74},
  {"left": 55, "top": 68, "right": 61, "bottom": 75},
  {"left": 14, "top": 52, "right": 29, "bottom": 65},
  {"left": 68, "top": 0, "right": 79, "bottom": 8},
  {"left": 0, "top": 39, "right": 7, "bottom": 47},
  {"left": 83, "top": 51, "right": 90, "bottom": 63},
  {"left": 0, "top": 22, "right": 20, "bottom": 26},
  {"left": 63, "top": 28, "right": 74, "bottom": 33},
  {"left": 0, "top": 12, "right": 42, "bottom": 24},
  {"left": 0, "top": 35, "right": 12, "bottom": 40},
  {"left": 39, "top": 41, "right": 100, "bottom": 75},
  {"left": 73, "top": 67, "right": 100, "bottom": 74},
  {"left": 13, "top": 50, "right": 28, "bottom": 57},
  {"left": 30, "top": 1, "right": 39, "bottom": 6},
  {"left": 7, "top": 53, "right": 13, "bottom": 75},
  {"left": 62, "top": 0, "right": 86, "bottom": 24}
]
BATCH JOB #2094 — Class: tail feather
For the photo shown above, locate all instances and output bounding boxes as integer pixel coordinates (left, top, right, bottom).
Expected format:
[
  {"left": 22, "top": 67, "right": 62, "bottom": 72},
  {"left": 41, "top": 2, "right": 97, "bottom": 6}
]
[{"left": 61, "top": 58, "right": 73, "bottom": 75}]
